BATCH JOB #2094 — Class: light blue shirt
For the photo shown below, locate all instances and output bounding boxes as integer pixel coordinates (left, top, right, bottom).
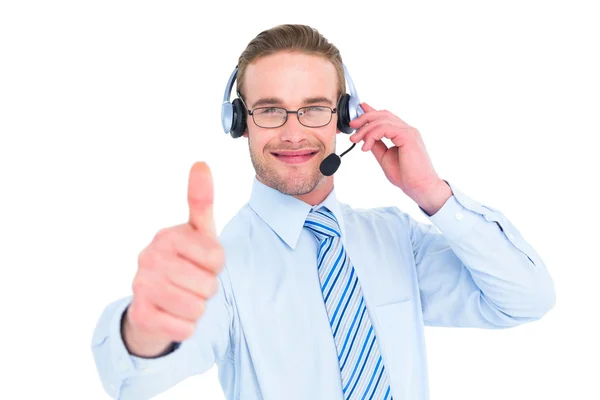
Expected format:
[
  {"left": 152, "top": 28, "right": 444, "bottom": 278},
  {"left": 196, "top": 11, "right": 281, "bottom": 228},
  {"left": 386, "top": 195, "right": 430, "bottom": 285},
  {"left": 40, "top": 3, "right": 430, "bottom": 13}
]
[{"left": 91, "top": 177, "right": 556, "bottom": 399}]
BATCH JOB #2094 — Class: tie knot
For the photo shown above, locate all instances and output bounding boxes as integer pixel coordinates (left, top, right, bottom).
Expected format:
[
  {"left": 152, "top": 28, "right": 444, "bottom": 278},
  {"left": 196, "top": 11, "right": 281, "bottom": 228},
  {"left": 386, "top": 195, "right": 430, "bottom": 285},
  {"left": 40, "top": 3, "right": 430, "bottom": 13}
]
[{"left": 304, "top": 207, "right": 341, "bottom": 241}]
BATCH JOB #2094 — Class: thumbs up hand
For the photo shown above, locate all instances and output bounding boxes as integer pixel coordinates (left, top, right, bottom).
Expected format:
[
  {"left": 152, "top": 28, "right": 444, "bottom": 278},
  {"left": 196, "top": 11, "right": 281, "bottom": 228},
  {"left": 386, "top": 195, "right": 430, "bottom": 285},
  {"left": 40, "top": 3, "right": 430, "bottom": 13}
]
[{"left": 123, "top": 162, "right": 225, "bottom": 357}]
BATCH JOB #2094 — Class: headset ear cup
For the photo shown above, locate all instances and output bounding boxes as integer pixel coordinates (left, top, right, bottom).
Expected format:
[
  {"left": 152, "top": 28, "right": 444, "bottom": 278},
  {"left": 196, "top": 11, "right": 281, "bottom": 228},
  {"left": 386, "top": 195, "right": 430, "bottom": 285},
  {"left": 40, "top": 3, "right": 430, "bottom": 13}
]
[
  {"left": 336, "top": 94, "right": 352, "bottom": 134},
  {"left": 231, "top": 98, "right": 247, "bottom": 138}
]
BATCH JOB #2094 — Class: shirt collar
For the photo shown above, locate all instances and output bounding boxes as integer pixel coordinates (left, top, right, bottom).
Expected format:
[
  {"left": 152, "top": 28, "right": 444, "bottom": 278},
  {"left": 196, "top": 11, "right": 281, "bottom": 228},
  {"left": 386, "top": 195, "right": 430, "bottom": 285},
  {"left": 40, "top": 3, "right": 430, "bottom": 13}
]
[{"left": 248, "top": 176, "right": 346, "bottom": 250}]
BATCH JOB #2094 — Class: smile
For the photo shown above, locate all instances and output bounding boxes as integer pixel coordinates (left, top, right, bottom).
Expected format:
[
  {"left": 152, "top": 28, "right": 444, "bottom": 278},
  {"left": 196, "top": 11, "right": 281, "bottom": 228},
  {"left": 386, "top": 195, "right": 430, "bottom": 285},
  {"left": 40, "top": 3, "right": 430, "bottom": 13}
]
[{"left": 271, "top": 150, "right": 318, "bottom": 164}]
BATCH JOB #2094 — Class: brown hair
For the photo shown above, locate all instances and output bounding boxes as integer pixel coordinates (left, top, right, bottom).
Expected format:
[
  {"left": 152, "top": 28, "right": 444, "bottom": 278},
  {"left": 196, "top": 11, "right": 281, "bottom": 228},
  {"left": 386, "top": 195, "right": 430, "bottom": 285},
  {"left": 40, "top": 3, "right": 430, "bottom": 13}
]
[{"left": 236, "top": 24, "right": 345, "bottom": 101}]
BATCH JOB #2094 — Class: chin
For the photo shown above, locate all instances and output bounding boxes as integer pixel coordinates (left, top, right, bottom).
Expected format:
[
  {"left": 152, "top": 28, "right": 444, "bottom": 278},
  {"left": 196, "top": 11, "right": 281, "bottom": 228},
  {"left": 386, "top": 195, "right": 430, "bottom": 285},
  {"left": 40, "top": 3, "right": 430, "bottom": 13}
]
[
  {"left": 250, "top": 150, "right": 328, "bottom": 195},
  {"left": 263, "top": 166, "right": 325, "bottom": 196}
]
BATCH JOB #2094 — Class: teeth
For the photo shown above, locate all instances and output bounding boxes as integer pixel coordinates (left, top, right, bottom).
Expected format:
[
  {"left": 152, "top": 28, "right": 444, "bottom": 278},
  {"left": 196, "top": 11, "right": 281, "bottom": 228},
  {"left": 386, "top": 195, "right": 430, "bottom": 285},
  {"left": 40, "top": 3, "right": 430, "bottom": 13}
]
[{"left": 274, "top": 152, "right": 315, "bottom": 157}]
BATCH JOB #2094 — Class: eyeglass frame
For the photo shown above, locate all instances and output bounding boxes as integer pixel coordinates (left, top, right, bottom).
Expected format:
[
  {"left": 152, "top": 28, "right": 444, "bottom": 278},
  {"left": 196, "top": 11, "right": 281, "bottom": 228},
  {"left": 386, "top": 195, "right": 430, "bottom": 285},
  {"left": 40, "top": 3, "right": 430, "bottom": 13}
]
[{"left": 238, "top": 95, "right": 338, "bottom": 129}]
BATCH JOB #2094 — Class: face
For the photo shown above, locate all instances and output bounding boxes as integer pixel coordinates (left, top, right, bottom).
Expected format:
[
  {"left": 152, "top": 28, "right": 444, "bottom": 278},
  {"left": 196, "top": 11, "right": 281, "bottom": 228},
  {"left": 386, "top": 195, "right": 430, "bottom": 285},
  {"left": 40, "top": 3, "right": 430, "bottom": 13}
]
[{"left": 241, "top": 52, "right": 340, "bottom": 199}]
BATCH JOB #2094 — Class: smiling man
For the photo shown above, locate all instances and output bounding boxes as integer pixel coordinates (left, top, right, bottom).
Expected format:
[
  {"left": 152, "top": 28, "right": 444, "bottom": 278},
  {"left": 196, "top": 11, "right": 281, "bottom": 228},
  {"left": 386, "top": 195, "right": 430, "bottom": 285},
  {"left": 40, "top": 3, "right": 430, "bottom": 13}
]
[
  {"left": 242, "top": 51, "right": 341, "bottom": 204},
  {"left": 91, "top": 24, "right": 556, "bottom": 400}
]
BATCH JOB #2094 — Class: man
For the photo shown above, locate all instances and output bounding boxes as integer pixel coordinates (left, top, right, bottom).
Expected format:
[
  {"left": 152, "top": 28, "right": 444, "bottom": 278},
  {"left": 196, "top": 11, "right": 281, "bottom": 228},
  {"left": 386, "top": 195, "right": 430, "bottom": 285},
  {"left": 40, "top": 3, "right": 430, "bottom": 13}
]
[{"left": 91, "top": 24, "right": 555, "bottom": 400}]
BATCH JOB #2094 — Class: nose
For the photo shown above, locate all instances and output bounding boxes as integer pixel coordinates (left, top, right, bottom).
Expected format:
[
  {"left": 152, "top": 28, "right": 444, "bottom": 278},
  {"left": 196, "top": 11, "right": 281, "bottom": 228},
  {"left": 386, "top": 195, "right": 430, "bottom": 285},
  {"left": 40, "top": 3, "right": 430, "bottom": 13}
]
[{"left": 279, "top": 113, "right": 309, "bottom": 144}]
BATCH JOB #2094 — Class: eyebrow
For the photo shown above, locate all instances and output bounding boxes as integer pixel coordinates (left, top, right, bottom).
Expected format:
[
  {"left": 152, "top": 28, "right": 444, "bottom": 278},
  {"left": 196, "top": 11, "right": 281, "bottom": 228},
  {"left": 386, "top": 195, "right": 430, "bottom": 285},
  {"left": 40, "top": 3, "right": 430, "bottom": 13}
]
[{"left": 251, "top": 96, "right": 334, "bottom": 108}]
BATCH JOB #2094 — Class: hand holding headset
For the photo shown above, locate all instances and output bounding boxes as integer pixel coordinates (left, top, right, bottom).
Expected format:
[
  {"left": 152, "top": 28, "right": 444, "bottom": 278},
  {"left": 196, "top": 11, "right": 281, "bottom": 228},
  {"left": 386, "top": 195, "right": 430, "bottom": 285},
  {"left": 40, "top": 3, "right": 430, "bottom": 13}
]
[{"left": 221, "top": 63, "right": 364, "bottom": 176}]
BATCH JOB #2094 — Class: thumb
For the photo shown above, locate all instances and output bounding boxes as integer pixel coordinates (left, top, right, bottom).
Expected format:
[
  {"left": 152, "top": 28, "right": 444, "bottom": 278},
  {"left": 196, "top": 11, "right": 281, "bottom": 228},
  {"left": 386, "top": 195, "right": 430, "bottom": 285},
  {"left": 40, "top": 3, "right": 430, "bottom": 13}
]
[{"left": 187, "top": 161, "right": 216, "bottom": 236}]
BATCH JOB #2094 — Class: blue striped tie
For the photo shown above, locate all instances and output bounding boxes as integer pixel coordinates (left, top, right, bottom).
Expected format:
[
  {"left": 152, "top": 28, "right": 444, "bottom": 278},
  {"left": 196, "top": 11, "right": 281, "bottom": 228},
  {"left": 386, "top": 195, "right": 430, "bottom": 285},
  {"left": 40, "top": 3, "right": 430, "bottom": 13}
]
[{"left": 304, "top": 207, "right": 393, "bottom": 400}]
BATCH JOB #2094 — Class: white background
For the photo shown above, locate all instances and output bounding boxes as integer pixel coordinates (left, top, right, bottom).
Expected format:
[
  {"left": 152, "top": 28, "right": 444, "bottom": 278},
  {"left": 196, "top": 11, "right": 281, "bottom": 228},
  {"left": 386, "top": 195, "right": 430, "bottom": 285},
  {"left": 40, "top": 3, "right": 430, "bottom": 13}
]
[{"left": 1, "top": 0, "right": 599, "bottom": 399}]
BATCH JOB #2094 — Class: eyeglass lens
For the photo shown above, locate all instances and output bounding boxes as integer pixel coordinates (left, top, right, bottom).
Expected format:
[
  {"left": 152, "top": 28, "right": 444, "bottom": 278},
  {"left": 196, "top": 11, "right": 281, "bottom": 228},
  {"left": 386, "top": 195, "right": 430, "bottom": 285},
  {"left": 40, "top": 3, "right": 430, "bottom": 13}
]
[{"left": 253, "top": 106, "right": 332, "bottom": 128}]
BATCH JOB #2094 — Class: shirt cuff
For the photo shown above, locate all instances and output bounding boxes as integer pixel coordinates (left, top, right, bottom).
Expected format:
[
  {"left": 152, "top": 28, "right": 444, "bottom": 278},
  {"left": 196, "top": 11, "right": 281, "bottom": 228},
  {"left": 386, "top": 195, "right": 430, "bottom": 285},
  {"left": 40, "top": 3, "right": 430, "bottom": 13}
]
[
  {"left": 418, "top": 180, "right": 489, "bottom": 239},
  {"left": 418, "top": 180, "right": 547, "bottom": 270},
  {"left": 107, "top": 298, "right": 183, "bottom": 378}
]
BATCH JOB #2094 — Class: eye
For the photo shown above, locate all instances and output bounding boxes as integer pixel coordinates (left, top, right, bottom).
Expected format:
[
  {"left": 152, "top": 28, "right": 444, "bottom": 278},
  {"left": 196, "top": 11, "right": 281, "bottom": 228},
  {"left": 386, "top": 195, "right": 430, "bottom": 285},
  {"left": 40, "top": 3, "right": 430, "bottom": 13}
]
[{"left": 257, "top": 107, "right": 282, "bottom": 115}]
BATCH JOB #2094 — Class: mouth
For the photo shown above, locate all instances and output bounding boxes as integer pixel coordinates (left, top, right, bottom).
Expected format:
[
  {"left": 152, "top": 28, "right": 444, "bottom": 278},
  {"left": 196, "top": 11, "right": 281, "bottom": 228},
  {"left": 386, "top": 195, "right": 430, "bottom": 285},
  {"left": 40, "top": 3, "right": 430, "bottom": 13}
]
[{"left": 271, "top": 150, "right": 319, "bottom": 164}]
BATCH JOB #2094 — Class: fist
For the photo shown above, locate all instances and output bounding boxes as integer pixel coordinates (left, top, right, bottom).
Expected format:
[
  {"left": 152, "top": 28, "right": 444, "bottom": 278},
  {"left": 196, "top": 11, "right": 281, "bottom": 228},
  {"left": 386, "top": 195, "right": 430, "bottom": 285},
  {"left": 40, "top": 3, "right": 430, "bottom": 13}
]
[{"left": 126, "top": 162, "right": 225, "bottom": 345}]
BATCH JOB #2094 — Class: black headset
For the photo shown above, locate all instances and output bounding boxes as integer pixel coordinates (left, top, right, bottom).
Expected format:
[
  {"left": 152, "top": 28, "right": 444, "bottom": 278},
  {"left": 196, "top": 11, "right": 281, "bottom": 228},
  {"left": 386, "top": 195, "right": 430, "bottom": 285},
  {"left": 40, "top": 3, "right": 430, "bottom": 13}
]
[{"left": 220, "top": 63, "right": 364, "bottom": 139}]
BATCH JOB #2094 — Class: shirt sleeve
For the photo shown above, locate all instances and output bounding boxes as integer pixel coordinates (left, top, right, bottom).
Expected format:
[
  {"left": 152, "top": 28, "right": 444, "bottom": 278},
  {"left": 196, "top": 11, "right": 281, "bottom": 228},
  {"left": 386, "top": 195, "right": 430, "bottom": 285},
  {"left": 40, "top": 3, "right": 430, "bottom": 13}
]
[
  {"left": 402, "top": 180, "right": 556, "bottom": 328},
  {"left": 91, "top": 268, "right": 235, "bottom": 399}
]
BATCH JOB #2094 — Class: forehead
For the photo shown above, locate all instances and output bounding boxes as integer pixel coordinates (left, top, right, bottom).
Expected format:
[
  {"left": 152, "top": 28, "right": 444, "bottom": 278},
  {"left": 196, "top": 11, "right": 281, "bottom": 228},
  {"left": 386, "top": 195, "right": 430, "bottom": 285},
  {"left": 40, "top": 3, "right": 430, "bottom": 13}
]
[{"left": 243, "top": 52, "right": 338, "bottom": 107}]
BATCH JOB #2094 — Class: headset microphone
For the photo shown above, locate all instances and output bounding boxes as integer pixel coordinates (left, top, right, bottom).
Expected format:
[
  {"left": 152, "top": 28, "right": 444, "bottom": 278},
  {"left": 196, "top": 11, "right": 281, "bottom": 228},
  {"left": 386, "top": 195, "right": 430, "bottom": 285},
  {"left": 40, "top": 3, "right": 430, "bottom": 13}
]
[{"left": 319, "top": 142, "right": 357, "bottom": 176}]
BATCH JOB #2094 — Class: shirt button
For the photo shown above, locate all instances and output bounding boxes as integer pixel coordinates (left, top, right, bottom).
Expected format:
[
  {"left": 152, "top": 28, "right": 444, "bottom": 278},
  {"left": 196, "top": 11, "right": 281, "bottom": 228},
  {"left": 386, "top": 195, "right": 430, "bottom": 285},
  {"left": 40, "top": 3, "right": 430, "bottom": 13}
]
[{"left": 455, "top": 211, "right": 464, "bottom": 220}]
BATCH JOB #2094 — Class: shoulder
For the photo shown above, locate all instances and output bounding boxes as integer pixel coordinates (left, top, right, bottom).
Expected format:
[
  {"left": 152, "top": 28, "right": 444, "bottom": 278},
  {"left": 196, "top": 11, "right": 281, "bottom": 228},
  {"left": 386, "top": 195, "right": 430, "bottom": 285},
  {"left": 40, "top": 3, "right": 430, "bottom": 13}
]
[{"left": 217, "top": 203, "right": 256, "bottom": 244}]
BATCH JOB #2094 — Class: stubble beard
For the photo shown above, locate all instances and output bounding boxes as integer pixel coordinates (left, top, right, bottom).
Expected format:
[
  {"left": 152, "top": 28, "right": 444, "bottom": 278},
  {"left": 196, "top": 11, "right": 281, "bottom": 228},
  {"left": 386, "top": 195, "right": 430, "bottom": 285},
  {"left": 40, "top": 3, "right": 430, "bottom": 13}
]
[{"left": 249, "top": 140, "right": 333, "bottom": 196}]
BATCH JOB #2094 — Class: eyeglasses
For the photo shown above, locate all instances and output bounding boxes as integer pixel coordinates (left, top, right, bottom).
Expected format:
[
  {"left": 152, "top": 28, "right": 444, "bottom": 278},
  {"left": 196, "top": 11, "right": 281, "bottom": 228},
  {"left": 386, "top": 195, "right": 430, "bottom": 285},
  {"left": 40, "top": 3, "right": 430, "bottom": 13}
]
[{"left": 247, "top": 105, "right": 337, "bottom": 128}]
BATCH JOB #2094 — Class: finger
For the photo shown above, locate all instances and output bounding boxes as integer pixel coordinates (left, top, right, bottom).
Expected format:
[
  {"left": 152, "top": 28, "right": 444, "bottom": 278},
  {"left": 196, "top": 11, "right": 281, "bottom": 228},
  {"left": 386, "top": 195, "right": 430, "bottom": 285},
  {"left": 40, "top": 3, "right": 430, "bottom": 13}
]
[
  {"left": 162, "top": 253, "right": 220, "bottom": 299},
  {"left": 370, "top": 123, "right": 414, "bottom": 148},
  {"left": 147, "top": 227, "right": 225, "bottom": 277},
  {"left": 151, "top": 228, "right": 225, "bottom": 275},
  {"left": 350, "top": 118, "right": 400, "bottom": 143},
  {"left": 154, "top": 282, "right": 206, "bottom": 323},
  {"left": 172, "top": 230, "right": 225, "bottom": 274},
  {"left": 140, "top": 269, "right": 207, "bottom": 322},
  {"left": 370, "top": 140, "right": 388, "bottom": 165},
  {"left": 350, "top": 119, "right": 400, "bottom": 144},
  {"left": 350, "top": 120, "right": 380, "bottom": 143},
  {"left": 349, "top": 124, "right": 371, "bottom": 143},
  {"left": 187, "top": 162, "right": 216, "bottom": 236},
  {"left": 130, "top": 295, "right": 196, "bottom": 342},
  {"left": 362, "top": 129, "right": 386, "bottom": 151},
  {"left": 349, "top": 111, "right": 386, "bottom": 129},
  {"left": 354, "top": 101, "right": 376, "bottom": 122},
  {"left": 362, "top": 137, "right": 376, "bottom": 152},
  {"left": 360, "top": 102, "right": 377, "bottom": 112},
  {"left": 348, "top": 102, "right": 390, "bottom": 128}
]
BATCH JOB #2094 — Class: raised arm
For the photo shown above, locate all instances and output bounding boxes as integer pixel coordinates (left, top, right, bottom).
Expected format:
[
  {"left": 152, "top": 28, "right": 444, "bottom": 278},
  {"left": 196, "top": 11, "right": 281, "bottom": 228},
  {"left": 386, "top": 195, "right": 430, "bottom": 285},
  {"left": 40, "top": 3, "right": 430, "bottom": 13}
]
[
  {"left": 91, "top": 162, "right": 235, "bottom": 398},
  {"left": 404, "top": 181, "right": 556, "bottom": 328}
]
